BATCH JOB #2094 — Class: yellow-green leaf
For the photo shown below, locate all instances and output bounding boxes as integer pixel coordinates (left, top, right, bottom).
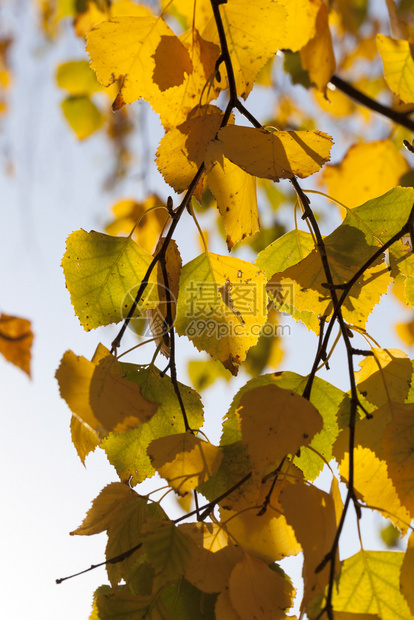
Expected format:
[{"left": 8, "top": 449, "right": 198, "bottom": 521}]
[
  {"left": 268, "top": 247, "right": 392, "bottom": 333},
  {"left": 175, "top": 252, "right": 267, "bottom": 374},
  {"left": 377, "top": 34, "right": 414, "bottom": 103},
  {"left": 61, "top": 96, "right": 104, "bottom": 140},
  {"left": 142, "top": 520, "right": 197, "bottom": 586},
  {"left": 62, "top": 229, "right": 159, "bottom": 330},
  {"left": 332, "top": 551, "right": 413, "bottom": 619},
  {"left": 255, "top": 229, "right": 314, "bottom": 278},
  {"left": 70, "top": 482, "right": 137, "bottom": 536},
  {"left": 56, "top": 60, "right": 102, "bottom": 96},
  {"left": 217, "top": 126, "right": 333, "bottom": 181},
  {"left": 102, "top": 365, "right": 204, "bottom": 485}
]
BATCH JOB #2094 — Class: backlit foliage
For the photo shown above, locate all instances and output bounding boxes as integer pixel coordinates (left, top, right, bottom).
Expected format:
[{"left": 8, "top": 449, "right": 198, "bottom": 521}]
[{"left": 18, "top": 0, "right": 414, "bottom": 617}]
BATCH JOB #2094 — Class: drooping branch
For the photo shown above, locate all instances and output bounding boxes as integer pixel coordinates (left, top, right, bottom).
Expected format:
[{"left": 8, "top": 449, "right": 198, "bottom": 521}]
[{"left": 330, "top": 74, "right": 414, "bottom": 132}]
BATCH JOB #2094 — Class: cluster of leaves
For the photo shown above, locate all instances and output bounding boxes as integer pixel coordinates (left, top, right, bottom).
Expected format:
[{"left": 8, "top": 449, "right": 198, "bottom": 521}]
[{"left": 29, "top": 0, "right": 414, "bottom": 618}]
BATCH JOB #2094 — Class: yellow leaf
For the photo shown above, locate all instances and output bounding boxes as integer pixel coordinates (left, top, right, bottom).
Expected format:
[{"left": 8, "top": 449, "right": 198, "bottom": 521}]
[
  {"left": 401, "top": 531, "right": 414, "bottom": 614},
  {"left": 280, "top": 483, "right": 339, "bottom": 611},
  {"left": 377, "top": 34, "right": 414, "bottom": 103},
  {"left": 341, "top": 36, "right": 378, "bottom": 70},
  {"left": 313, "top": 85, "right": 355, "bottom": 116},
  {"left": 0, "top": 314, "right": 33, "bottom": 377},
  {"left": 175, "top": 252, "right": 267, "bottom": 375},
  {"left": 62, "top": 229, "right": 159, "bottom": 331},
  {"left": 161, "top": 0, "right": 213, "bottom": 31},
  {"left": 238, "top": 384, "right": 323, "bottom": 479},
  {"left": 88, "top": 10, "right": 220, "bottom": 129},
  {"left": 90, "top": 352, "right": 159, "bottom": 431},
  {"left": 156, "top": 105, "right": 226, "bottom": 193},
  {"left": 300, "top": 3, "right": 335, "bottom": 92},
  {"left": 220, "top": 507, "right": 301, "bottom": 564},
  {"left": 322, "top": 140, "right": 409, "bottom": 209},
  {"left": 339, "top": 446, "right": 411, "bottom": 532},
  {"left": 278, "top": 0, "right": 320, "bottom": 52},
  {"left": 105, "top": 195, "right": 170, "bottom": 254},
  {"left": 205, "top": 139, "right": 259, "bottom": 250},
  {"left": 56, "top": 345, "right": 159, "bottom": 436},
  {"left": 383, "top": 405, "right": 414, "bottom": 515},
  {"left": 215, "top": 589, "right": 242, "bottom": 620},
  {"left": 70, "top": 415, "right": 100, "bottom": 465},
  {"left": 217, "top": 126, "right": 333, "bottom": 181},
  {"left": 61, "top": 96, "right": 104, "bottom": 140},
  {"left": 180, "top": 522, "right": 243, "bottom": 593},
  {"left": 202, "top": 0, "right": 287, "bottom": 99},
  {"left": 396, "top": 317, "right": 414, "bottom": 347},
  {"left": 228, "top": 555, "right": 294, "bottom": 620},
  {"left": 148, "top": 433, "right": 222, "bottom": 495},
  {"left": 87, "top": 10, "right": 189, "bottom": 105},
  {"left": 355, "top": 348, "right": 412, "bottom": 407}
]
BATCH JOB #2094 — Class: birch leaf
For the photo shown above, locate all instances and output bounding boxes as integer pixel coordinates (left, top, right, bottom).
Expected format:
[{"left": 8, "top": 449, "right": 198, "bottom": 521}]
[
  {"left": 217, "top": 126, "right": 333, "bottom": 181},
  {"left": 175, "top": 252, "right": 267, "bottom": 374},
  {"left": 205, "top": 139, "right": 259, "bottom": 249},
  {"left": 377, "top": 34, "right": 414, "bottom": 103},
  {"left": 62, "top": 230, "right": 159, "bottom": 331}
]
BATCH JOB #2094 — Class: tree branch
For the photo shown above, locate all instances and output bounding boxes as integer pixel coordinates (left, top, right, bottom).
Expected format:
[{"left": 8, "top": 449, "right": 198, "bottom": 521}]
[{"left": 330, "top": 74, "right": 414, "bottom": 132}]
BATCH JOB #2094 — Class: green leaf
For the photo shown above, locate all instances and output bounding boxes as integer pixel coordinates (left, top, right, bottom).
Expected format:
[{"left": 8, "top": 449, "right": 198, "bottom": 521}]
[
  {"left": 332, "top": 551, "right": 413, "bottom": 619},
  {"left": 62, "top": 230, "right": 159, "bottom": 331},
  {"left": 102, "top": 366, "right": 204, "bottom": 485}
]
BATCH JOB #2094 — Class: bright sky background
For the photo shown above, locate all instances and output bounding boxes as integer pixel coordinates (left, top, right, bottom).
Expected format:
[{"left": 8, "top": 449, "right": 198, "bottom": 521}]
[{"left": 0, "top": 2, "right": 412, "bottom": 619}]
